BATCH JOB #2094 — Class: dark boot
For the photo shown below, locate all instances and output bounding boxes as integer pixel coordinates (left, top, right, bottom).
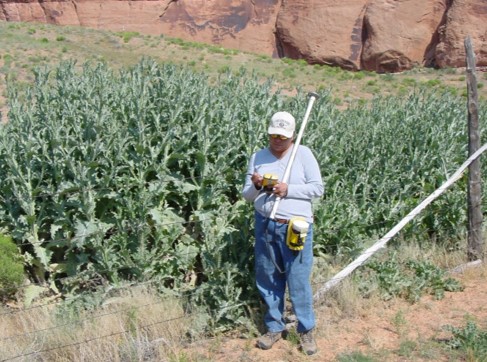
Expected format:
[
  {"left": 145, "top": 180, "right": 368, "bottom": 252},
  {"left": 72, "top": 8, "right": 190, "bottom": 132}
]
[
  {"left": 256, "top": 331, "right": 282, "bottom": 350},
  {"left": 300, "top": 329, "right": 317, "bottom": 355}
]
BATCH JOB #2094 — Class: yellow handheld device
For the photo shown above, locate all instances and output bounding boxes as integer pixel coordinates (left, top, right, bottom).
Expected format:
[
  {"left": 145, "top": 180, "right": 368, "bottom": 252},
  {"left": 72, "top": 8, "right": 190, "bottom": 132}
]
[{"left": 262, "top": 173, "right": 278, "bottom": 193}]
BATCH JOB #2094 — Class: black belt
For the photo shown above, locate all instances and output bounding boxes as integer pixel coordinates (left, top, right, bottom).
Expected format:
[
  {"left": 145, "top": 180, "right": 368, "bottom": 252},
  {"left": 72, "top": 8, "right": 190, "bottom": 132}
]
[{"left": 273, "top": 218, "right": 289, "bottom": 224}]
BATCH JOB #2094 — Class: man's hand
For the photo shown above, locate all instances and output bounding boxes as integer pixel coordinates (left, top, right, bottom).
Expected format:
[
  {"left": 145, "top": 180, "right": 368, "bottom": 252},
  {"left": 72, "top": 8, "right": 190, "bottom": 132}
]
[
  {"left": 273, "top": 182, "right": 288, "bottom": 198},
  {"left": 251, "top": 172, "right": 263, "bottom": 190}
]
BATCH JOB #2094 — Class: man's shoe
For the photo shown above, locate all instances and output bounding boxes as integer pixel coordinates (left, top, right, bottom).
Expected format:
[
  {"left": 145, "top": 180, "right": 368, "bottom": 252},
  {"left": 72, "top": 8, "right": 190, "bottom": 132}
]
[
  {"left": 300, "top": 330, "right": 317, "bottom": 355},
  {"left": 256, "top": 331, "right": 282, "bottom": 350}
]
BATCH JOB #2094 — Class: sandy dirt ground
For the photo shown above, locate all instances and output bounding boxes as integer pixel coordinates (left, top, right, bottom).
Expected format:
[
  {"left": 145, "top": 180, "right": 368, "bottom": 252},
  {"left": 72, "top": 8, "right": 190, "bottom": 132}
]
[{"left": 188, "top": 262, "right": 487, "bottom": 361}]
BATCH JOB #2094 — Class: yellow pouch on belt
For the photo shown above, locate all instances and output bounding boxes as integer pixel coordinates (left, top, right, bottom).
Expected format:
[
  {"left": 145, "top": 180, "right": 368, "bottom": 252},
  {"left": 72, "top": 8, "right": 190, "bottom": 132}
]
[{"left": 286, "top": 217, "right": 310, "bottom": 251}]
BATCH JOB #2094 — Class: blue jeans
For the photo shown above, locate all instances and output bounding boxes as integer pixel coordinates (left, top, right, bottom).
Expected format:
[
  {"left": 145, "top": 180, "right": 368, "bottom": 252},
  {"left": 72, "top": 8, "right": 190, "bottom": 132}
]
[{"left": 254, "top": 211, "right": 315, "bottom": 333}]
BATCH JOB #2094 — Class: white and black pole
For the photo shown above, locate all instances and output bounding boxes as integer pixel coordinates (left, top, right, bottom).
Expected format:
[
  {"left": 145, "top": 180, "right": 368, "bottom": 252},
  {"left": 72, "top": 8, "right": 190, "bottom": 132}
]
[{"left": 269, "top": 91, "right": 320, "bottom": 220}]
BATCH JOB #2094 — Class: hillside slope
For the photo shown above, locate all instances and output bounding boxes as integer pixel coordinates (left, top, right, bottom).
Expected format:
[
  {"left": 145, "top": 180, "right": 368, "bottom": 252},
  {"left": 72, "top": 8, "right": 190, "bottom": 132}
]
[
  {"left": 1, "top": 0, "right": 486, "bottom": 72},
  {"left": 1, "top": 20, "right": 486, "bottom": 124}
]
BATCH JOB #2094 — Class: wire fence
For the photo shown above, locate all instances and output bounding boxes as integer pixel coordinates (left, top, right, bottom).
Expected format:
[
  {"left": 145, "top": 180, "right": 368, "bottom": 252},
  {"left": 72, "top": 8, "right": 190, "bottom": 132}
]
[
  {"left": 314, "top": 143, "right": 487, "bottom": 300},
  {"left": 0, "top": 146, "right": 485, "bottom": 361},
  {"left": 1, "top": 312, "right": 191, "bottom": 362}
]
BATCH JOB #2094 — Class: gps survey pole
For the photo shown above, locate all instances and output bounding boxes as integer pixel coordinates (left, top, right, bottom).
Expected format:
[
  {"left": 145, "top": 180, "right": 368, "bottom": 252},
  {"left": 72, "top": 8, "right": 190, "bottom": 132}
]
[{"left": 269, "top": 91, "right": 320, "bottom": 220}]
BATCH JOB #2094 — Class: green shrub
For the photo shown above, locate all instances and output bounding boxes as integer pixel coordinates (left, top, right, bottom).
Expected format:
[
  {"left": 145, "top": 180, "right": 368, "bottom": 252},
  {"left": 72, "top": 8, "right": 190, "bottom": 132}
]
[
  {"left": 363, "top": 70, "right": 376, "bottom": 77},
  {"left": 119, "top": 31, "right": 139, "bottom": 43},
  {"left": 362, "top": 254, "right": 463, "bottom": 302},
  {"left": 445, "top": 321, "right": 487, "bottom": 360},
  {"left": 0, "top": 234, "right": 24, "bottom": 300},
  {"left": 423, "top": 79, "right": 441, "bottom": 87},
  {"left": 445, "top": 86, "right": 458, "bottom": 96},
  {"left": 282, "top": 67, "right": 296, "bottom": 78},
  {"left": 282, "top": 57, "right": 294, "bottom": 65},
  {"left": 218, "top": 65, "right": 230, "bottom": 73},
  {"left": 352, "top": 71, "right": 366, "bottom": 80},
  {"left": 338, "top": 72, "right": 353, "bottom": 80},
  {"left": 402, "top": 77, "right": 417, "bottom": 86}
]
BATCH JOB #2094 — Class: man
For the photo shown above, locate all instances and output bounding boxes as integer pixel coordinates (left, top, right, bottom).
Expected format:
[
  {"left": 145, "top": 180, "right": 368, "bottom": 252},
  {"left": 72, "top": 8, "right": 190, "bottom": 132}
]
[{"left": 242, "top": 111, "right": 324, "bottom": 355}]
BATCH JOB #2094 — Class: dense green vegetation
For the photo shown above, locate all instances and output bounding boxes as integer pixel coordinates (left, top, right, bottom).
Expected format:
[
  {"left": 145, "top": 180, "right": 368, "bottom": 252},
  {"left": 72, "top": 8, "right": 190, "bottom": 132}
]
[
  {"left": 0, "top": 55, "right": 486, "bottom": 335},
  {"left": 0, "top": 233, "right": 24, "bottom": 300}
]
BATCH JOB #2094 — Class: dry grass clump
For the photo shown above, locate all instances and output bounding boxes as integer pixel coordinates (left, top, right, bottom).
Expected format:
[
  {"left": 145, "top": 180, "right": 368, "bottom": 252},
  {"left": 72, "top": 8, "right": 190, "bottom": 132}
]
[{"left": 0, "top": 285, "right": 193, "bottom": 361}]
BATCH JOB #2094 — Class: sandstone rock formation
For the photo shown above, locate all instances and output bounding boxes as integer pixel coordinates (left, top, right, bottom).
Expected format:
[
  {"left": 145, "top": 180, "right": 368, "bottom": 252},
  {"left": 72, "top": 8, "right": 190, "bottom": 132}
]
[
  {"left": 435, "top": 0, "right": 487, "bottom": 68},
  {"left": 276, "top": 0, "right": 368, "bottom": 71},
  {"left": 0, "top": 0, "right": 485, "bottom": 72},
  {"left": 361, "top": 0, "right": 448, "bottom": 72}
]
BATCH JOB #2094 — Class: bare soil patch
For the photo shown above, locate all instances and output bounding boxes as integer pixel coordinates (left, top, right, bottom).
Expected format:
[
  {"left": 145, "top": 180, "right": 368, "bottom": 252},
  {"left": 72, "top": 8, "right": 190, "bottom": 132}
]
[{"left": 188, "top": 263, "right": 487, "bottom": 361}]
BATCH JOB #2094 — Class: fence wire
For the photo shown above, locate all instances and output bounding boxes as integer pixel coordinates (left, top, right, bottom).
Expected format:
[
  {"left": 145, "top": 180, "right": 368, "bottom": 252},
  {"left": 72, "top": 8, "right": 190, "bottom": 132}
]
[{"left": 1, "top": 145, "right": 486, "bottom": 361}]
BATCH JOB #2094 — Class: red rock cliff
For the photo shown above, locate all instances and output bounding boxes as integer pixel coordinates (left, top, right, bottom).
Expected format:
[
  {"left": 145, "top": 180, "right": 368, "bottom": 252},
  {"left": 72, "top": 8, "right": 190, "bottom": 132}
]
[{"left": 0, "top": 0, "right": 485, "bottom": 72}]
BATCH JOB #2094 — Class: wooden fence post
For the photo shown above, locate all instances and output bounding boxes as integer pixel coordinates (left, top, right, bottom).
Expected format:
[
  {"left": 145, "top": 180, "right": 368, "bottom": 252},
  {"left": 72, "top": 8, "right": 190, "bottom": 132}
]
[{"left": 465, "top": 35, "right": 483, "bottom": 261}]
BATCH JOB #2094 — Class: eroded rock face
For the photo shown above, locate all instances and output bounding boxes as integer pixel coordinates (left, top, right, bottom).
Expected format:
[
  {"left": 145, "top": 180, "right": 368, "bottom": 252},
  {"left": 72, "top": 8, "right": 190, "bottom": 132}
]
[
  {"left": 156, "top": 0, "right": 280, "bottom": 56},
  {"left": 276, "top": 0, "right": 368, "bottom": 71},
  {"left": 0, "top": 0, "right": 485, "bottom": 72},
  {"left": 435, "top": 0, "right": 487, "bottom": 68},
  {"left": 361, "top": 0, "right": 448, "bottom": 73}
]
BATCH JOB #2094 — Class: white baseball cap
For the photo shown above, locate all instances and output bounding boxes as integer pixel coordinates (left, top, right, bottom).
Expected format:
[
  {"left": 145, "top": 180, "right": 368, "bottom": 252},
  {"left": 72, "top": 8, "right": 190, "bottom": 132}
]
[{"left": 267, "top": 111, "right": 295, "bottom": 138}]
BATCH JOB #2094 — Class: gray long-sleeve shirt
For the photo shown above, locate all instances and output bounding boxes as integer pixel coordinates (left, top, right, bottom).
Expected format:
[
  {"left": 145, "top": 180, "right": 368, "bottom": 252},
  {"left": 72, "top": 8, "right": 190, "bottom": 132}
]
[{"left": 242, "top": 144, "right": 324, "bottom": 223}]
